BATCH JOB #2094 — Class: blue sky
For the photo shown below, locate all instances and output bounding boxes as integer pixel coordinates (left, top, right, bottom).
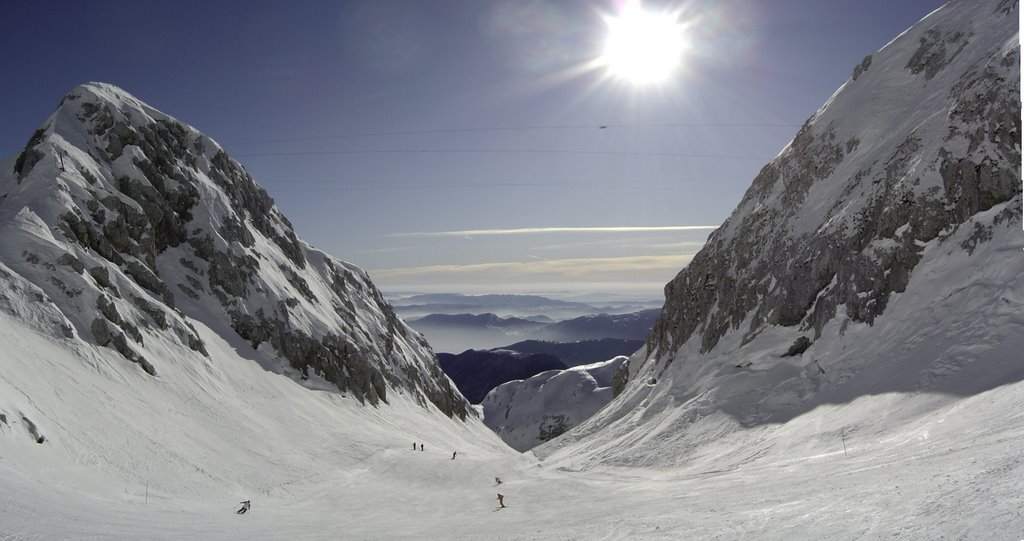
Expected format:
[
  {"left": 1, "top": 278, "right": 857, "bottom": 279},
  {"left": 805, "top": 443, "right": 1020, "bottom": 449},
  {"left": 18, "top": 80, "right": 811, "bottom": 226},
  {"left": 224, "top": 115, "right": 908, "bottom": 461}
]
[{"left": 0, "top": 0, "right": 947, "bottom": 298}]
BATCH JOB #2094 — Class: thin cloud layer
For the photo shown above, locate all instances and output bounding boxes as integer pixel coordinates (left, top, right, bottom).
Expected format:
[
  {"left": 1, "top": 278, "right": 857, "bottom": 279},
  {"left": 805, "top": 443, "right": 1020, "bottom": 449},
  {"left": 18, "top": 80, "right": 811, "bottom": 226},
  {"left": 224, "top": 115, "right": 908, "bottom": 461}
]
[
  {"left": 369, "top": 253, "right": 696, "bottom": 291},
  {"left": 390, "top": 225, "right": 719, "bottom": 238}
]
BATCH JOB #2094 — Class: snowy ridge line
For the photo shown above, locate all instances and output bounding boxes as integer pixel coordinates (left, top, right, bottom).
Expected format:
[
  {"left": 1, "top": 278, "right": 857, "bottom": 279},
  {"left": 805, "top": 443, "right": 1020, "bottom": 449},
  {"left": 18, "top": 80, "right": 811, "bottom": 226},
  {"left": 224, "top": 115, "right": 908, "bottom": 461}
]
[
  {"left": 545, "top": 0, "right": 1023, "bottom": 477},
  {"left": 0, "top": 81, "right": 468, "bottom": 418}
]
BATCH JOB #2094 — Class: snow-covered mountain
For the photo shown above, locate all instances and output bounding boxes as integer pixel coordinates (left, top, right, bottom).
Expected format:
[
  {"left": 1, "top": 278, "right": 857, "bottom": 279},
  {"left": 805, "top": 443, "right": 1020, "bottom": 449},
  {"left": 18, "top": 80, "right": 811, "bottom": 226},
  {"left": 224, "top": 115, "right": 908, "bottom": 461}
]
[
  {"left": 1, "top": 2, "right": 1022, "bottom": 537},
  {"left": 0, "top": 82, "right": 467, "bottom": 419},
  {"left": 408, "top": 308, "right": 659, "bottom": 352},
  {"left": 389, "top": 292, "right": 661, "bottom": 320},
  {"left": 481, "top": 356, "right": 627, "bottom": 452},
  {"left": 544, "top": 0, "right": 1022, "bottom": 467},
  {"left": 499, "top": 338, "right": 644, "bottom": 367},
  {"left": 438, "top": 348, "right": 567, "bottom": 403}
]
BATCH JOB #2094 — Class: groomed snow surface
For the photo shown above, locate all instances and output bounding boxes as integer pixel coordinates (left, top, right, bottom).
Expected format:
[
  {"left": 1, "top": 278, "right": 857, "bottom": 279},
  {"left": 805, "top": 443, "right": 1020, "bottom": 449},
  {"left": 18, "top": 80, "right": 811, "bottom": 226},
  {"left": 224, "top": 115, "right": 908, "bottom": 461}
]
[
  {"left": 1, "top": 295, "right": 1022, "bottom": 539},
  {"left": 1, "top": 0, "right": 1021, "bottom": 537}
]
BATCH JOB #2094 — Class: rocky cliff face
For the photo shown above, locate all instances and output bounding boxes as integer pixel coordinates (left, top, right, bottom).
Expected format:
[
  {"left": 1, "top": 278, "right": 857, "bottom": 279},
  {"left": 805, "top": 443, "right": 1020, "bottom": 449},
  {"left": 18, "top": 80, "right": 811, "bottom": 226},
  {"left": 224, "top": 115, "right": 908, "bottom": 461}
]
[
  {"left": 0, "top": 83, "right": 467, "bottom": 419},
  {"left": 646, "top": 0, "right": 1019, "bottom": 366},
  {"left": 539, "top": 0, "right": 1021, "bottom": 468}
]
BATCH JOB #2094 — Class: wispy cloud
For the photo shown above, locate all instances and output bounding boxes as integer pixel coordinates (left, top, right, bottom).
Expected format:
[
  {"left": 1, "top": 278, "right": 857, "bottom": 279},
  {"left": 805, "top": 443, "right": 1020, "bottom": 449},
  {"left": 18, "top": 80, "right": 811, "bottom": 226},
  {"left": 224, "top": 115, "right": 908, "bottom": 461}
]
[
  {"left": 358, "top": 245, "right": 416, "bottom": 255},
  {"left": 389, "top": 225, "right": 719, "bottom": 238},
  {"left": 369, "top": 254, "right": 696, "bottom": 285},
  {"left": 535, "top": 238, "right": 710, "bottom": 252}
]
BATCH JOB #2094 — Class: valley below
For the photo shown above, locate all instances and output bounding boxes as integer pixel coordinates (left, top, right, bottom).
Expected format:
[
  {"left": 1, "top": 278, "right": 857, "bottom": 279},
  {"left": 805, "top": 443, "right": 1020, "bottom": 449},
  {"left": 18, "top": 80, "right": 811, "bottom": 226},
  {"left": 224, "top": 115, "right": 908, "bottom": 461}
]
[
  {"left": 1, "top": 0, "right": 1021, "bottom": 538},
  {"left": 3, "top": 312, "right": 1020, "bottom": 541}
]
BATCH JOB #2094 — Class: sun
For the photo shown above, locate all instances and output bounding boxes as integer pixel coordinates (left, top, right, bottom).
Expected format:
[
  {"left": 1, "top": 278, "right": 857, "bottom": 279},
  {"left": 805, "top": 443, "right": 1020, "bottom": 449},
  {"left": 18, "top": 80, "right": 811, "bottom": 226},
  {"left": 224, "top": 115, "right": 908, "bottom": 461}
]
[{"left": 600, "top": 4, "right": 688, "bottom": 85}]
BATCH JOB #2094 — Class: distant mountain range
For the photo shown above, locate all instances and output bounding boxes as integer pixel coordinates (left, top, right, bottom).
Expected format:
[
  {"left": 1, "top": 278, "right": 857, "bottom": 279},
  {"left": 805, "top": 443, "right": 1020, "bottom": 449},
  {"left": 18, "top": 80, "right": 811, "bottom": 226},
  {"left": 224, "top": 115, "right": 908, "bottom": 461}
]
[
  {"left": 438, "top": 338, "right": 644, "bottom": 404},
  {"left": 406, "top": 309, "right": 660, "bottom": 353},
  {"left": 389, "top": 292, "right": 661, "bottom": 320},
  {"left": 499, "top": 338, "right": 643, "bottom": 367},
  {"left": 438, "top": 349, "right": 567, "bottom": 404},
  {"left": 538, "top": 309, "right": 660, "bottom": 342},
  {"left": 481, "top": 356, "right": 629, "bottom": 452}
]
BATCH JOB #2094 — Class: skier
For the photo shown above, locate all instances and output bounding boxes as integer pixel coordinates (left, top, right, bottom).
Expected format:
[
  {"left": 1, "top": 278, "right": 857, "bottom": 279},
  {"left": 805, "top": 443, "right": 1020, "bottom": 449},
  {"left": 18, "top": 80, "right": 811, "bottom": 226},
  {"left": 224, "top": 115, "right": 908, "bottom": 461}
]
[
  {"left": 420, "top": 443, "right": 424, "bottom": 451},
  {"left": 451, "top": 451, "right": 457, "bottom": 460},
  {"left": 413, "top": 442, "right": 417, "bottom": 451},
  {"left": 496, "top": 493, "right": 505, "bottom": 509},
  {"left": 237, "top": 500, "right": 251, "bottom": 514},
  {"left": 495, "top": 477, "right": 503, "bottom": 485}
]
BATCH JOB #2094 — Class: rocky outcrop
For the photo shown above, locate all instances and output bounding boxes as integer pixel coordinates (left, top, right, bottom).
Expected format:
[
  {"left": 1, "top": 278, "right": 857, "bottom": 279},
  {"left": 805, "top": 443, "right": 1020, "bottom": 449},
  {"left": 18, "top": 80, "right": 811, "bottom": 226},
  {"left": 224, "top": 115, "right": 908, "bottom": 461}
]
[
  {"left": 0, "top": 82, "right": 468, "bottom": 420},
  {"left": 647, "top": 1, "right": 1020, "bottom": 366}
]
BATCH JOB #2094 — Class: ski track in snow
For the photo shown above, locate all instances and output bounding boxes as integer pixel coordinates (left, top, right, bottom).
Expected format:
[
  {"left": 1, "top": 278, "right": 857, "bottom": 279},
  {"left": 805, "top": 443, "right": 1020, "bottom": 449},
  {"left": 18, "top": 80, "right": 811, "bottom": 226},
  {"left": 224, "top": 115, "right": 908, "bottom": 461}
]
[
  {"left": 0, "top": 302, "right": 1022, "bottom": 540},
  {"left": 1, "top": 1, "right": 1023, "bottom": 538}
]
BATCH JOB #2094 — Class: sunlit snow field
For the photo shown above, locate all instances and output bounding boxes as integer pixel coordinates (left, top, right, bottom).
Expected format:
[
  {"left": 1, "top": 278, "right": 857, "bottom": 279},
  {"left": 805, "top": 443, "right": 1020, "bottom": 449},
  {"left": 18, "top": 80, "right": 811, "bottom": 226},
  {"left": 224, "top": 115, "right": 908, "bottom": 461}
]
[{"left": 1, "top": 305, "right": 1022, "bottom": 540}]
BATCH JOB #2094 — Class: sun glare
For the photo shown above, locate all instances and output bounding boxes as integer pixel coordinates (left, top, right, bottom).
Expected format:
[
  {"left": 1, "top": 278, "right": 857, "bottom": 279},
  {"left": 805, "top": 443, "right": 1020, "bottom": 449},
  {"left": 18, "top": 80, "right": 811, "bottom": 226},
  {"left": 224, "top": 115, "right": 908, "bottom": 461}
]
[{"left": 600, "top": 5, "right": 687, "bottom": 85}]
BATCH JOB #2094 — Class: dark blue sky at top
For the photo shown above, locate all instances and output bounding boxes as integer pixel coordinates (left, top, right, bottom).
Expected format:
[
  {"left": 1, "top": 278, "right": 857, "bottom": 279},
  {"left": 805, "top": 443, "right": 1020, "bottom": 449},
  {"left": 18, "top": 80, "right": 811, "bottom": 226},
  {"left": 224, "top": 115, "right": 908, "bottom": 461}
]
[{"left": 0, "top": 0, "right": 949, "bottom": 295}]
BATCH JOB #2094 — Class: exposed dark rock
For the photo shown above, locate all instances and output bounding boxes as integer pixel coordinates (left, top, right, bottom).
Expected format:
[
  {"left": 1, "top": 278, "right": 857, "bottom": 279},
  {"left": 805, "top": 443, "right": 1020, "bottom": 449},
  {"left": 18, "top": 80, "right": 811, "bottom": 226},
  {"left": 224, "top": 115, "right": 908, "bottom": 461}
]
[
  {"left": 97, "top": 295, "right": 143, "bottom": 345},
  {"left": 81, "top": 169, "right": 98, "bottom": 185},
  {"left": 538, "top": 415, "right": 570, "bottom": 442},
  {"left": 130, "top": 293, "right": 167, "bottom": 330},
  {"left": 280, "top": 264, "right": 316, "bottom": 303},
  {"left": 611, "top": 358, "right": 630, "bottom": 398},
  {"left": 179, "top": 257, "right": 202, "bottom": 275},
  {"left": 183, "top": 320, "right": 209, "bottom": 357},
  {"left": 21, "top": 415, "right": 45, "bottom": 444},
  {"left": 88, "top": 266, "right": 118, "bottom": 295},
  {"left": 91, "top": 317, "right": 112, "bottom": 346},
  {"left": 48, "top": 276, "right": 82, "bottom": 298},
  {"left": 208, "top": 150, "right": 305, "bottom": 268},
  {"left": 5, "top": 82, "right": 469, "bottom": 421},
  {"left": 783, "top": 336, "right": 812, "bottom": 357},
  {"left": 56, "top": 253, "right": 85, "bottom": 274},
  {"left": 648, "top": 33, "right": 1020, "bottom": 362},
  {"left": 13, "top": 128, "right": 46, "bottom": 182},
  {"left": 58, "top": 211, "right": 123, "bottom": 265},
  {"left": 229, "top": 308, "right": 389, "bottom": 406},
  {"left": 124, "top": 260, "right": 174, "bottom": 308},
  {"left": 996, "top": 0, "right": 1019, "bottom": 15},
  {"left": 906, "top": 28, "right": 972, "bottom": 80},
  {"left": 220, "top": 214, "right": 255, "bottom": 247},
  {"left": 184, "top": 274, "right": 204, "bottom": 293},
  {"left": 96, "top": 294, "right": 122, "bottom": 326},
  {"left": 177, "top": 284, "right": 200, "bottom": 300},
  {"left": 852, "top": 54, "right": 873, "bottom": 80}
]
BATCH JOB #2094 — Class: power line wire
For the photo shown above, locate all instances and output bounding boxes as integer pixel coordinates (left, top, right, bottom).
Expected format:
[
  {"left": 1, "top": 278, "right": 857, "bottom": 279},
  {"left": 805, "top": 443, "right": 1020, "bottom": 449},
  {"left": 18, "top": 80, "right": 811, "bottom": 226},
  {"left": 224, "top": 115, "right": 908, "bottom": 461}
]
[
  {"left": 263, "top": 179, "right": 751, "bottom": 194},
  {"left": 233, "top": 148, "right": 774, "bottom": 160},
  {"left": 259, "top": 176, "right": 748, "bottom": 187},
  {"left": 225, "top": 121, "right": 800, "bottom": 145}
]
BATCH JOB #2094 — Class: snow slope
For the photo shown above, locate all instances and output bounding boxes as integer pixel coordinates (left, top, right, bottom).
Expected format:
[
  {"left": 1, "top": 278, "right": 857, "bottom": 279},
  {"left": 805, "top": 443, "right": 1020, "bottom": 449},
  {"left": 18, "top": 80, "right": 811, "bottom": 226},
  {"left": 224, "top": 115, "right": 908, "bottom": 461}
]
[
  {"left": 543, "top": 0, "right": 1022, "bottom": 463},
  {"left": 1, "top": 2, "right": 1022, "bottom": 538},
  {"left": 481, "top": 356, "right": 627, "bottom": 451},
  {"left": 2, "top": 305, "right": 1022, "bottom": 538},
  {"left": 0, "top": 82, "right": 466, "bottom": 418}
]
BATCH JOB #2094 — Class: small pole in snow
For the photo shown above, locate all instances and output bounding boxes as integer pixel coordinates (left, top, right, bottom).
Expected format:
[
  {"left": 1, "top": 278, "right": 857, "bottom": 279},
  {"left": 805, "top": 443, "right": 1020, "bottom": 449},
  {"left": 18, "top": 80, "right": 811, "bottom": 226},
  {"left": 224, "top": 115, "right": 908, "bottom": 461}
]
[{"left": 841, "top": 432, "right": 848, "bottom": 457}]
